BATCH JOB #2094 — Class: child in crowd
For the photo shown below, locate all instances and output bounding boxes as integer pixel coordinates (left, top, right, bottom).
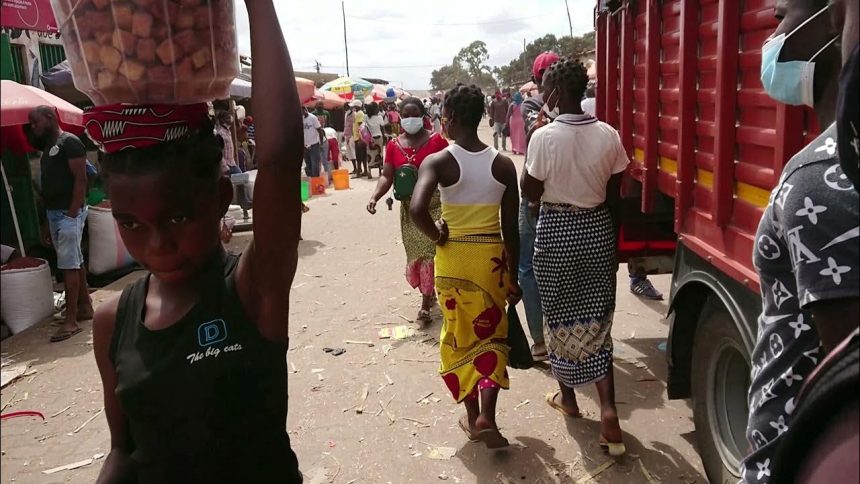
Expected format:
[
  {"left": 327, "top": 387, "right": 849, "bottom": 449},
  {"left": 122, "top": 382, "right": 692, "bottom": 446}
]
[{"left": 88, "top": 1, "right": 304, "bottom": 481}]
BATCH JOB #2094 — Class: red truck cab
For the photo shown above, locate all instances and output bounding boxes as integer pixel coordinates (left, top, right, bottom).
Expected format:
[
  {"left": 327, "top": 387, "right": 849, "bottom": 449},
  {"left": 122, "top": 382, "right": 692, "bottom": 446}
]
[{"left": 595, "top": 0, "right": 819, "bottom": 482}]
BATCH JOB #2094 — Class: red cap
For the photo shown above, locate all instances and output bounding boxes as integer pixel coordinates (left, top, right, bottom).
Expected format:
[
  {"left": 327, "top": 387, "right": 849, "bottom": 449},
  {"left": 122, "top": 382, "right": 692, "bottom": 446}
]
[{"left": 532, "top": 51, "right": 561, "bottom": 81}]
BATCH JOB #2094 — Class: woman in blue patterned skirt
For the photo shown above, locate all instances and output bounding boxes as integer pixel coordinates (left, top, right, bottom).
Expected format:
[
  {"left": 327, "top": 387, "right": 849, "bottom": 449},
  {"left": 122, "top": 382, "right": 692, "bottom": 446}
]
[{"left": 522, "top": 58, "right": 629, "bottom": 456}]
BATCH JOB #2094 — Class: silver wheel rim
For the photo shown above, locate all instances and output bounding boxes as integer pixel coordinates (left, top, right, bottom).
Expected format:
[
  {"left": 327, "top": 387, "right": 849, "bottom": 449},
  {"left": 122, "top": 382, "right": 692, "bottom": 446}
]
[{"left": 707, "top": 338, "right": 750, "bottom": 477}]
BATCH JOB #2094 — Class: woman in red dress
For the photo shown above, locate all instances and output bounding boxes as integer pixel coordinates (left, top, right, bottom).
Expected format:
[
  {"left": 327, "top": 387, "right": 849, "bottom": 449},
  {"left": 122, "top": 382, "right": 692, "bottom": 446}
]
[{"left": 366, "top": 97, "right": 449, "bottom": 324}]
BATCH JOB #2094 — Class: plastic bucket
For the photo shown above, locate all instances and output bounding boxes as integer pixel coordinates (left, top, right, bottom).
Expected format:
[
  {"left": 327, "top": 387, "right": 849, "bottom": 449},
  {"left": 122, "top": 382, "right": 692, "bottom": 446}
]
[
  {"left": 300, "top": 180, "right": 310, "bottom": 201},
  {"left": 332, "top": 169, "right": 350, "bottom": 190},
  {"left": 310, "top": 176, "right": 327, "bottom": 196}
]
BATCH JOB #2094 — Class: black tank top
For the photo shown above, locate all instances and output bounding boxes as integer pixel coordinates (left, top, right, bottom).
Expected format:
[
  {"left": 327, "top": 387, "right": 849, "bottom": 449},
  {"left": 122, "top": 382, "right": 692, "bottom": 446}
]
[{"left": 110, "top": 254, "right": 302, "bottom": 483}]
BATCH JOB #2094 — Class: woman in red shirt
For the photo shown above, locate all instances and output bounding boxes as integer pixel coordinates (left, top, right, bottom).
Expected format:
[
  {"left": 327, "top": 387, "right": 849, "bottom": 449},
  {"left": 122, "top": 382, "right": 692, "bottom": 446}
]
[{"left": 367, "top": 97, "right": 449, "bottom": 324}]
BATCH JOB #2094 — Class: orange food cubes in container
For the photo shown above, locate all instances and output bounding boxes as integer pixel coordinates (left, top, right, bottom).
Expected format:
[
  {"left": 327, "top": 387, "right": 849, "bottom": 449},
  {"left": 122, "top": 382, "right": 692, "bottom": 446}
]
[{"left": 51, "top": 0, "right": 239, "bottom": 105}]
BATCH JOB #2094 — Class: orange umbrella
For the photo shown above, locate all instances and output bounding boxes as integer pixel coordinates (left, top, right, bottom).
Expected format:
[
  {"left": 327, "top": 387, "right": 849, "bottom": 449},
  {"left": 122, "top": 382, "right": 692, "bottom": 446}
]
[
  {"left": 304, "top": 89, "right": 345, "bottom": 110},
  {"left": 296, "top": 77, "right": 316, "bottom": 105}
]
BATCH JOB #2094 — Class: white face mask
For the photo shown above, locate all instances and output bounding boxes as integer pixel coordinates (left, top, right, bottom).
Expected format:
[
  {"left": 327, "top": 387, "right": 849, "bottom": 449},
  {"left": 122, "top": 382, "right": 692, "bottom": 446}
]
[
  {"left": 401, "top": 117, "right": 424, "bottom": 134},
  {"left": 542, "top": 89, "right": 560, "bottom": 119}
]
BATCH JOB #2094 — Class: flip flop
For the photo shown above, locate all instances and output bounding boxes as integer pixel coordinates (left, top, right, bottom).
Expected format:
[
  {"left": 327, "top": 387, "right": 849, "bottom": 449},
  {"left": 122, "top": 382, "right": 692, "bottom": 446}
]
[
  {"left": 50, "top": 327, "right": 82, "bottom": 343},
  {"left": 599, "top": 435, "right": 627, "bottom": 457},
  {"left": 458, "top": 416, "right": 479, "bottom": 442},
  {"left": 545, "top": 392, "right": 583, "bottom": 418},
  {"left": 476, "top": 428, "right": 509, "bottom": 449}
]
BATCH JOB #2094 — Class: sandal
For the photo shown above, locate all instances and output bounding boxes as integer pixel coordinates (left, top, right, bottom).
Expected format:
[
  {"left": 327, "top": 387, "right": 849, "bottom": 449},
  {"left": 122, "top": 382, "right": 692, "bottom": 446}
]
[
  {"left": 545, "top": 391, "right": 583, "bottom": 418},
  {"left": 458, "top": 416, "right": 479, "bottom": 442},
  {"left": 599, "top": 435, "right": 627, "bottom": 457},
  {"left": 50, "top": 327, "right": 82, "bottom": 343},
  {"left": 476, "top": 427, "right": 509, "bottom": 449}
]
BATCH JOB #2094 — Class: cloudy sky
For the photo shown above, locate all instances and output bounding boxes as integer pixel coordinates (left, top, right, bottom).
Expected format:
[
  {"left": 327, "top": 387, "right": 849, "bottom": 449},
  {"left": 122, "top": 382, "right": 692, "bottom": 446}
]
[{"left": 234, "top": 0, "right": 596, "bottom": 91}]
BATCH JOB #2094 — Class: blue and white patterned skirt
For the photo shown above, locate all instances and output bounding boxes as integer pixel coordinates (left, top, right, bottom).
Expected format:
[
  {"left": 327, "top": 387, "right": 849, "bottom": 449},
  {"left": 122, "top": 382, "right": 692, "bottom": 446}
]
[{"left": 533, "top": 203, "right": 617, "bottom": 388}]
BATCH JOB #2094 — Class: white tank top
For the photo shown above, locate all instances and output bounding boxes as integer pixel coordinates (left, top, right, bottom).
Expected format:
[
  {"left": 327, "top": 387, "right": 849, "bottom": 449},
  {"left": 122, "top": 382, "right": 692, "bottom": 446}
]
[
  {"left": 439, "top": 144, "right": 505, "bottom": 205},
  {"left": 439, "top": 144, "right": 506, "bottom": 237}
]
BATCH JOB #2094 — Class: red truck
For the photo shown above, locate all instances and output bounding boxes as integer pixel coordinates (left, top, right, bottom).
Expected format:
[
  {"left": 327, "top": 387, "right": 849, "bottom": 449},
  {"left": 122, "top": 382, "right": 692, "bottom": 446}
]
[{"left": 594, "top": 0, "right": 820, "bottom": 482}]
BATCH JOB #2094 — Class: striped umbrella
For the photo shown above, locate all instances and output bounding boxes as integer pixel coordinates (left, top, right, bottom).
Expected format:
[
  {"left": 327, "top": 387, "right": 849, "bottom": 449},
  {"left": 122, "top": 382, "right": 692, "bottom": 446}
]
[{"left": 320, "top": 77, "right": 373, "bottom": 100}]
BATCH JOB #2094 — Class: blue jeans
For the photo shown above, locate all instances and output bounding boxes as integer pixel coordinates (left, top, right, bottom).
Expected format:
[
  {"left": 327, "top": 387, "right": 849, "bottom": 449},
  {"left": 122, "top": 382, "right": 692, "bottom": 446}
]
[
  {"left": 304, "top": 143, "right": 321, "bottom": 177},
  {"left": 518, "top": 198, "right": 544, "bottom": 344},
  {"left": 47, "top": 207, "right": 88, "bottom": 270}
]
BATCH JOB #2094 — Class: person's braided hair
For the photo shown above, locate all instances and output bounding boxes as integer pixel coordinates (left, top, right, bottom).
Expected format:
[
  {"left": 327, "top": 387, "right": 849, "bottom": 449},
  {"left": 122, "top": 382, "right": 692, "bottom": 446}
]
[
  {"left": 543, "top": 57, "right": 589, "bottom": 103},
  {"left": 443, "top": 84, "right": 484, "bottom": 128},
  {"left": 400, "top": 96, "right": 427, "bottom": 116}
]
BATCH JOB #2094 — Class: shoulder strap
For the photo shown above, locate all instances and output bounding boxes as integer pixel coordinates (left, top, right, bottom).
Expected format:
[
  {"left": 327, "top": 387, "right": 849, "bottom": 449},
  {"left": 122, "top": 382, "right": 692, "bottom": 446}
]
[{"left": 109, "top": 275, "right": 149, "bottom": 364}]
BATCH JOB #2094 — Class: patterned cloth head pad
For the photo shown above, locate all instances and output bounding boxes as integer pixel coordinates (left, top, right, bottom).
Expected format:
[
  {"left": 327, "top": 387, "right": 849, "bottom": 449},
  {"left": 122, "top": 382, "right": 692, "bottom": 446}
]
[{"left": 83, "top": 104, "right": 210, "bottom": 153}]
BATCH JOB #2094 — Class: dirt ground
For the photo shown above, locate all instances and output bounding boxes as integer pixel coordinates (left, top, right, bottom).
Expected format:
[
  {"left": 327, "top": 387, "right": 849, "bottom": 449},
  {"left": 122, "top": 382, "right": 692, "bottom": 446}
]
[{"left": 0, "top": 126, "right": 706, "bottom": 483}]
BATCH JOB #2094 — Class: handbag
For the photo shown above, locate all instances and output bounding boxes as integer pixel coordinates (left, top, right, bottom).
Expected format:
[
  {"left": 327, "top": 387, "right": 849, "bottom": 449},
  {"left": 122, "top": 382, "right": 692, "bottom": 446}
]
[{"left": 507, "top": 304, "right": 535, "bottom": 370}]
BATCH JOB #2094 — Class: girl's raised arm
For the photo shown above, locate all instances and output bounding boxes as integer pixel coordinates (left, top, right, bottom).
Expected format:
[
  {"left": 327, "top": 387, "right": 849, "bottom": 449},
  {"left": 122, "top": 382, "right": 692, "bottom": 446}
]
[{"left": 235, "top": 1, "right": 302, "bottom": 342}]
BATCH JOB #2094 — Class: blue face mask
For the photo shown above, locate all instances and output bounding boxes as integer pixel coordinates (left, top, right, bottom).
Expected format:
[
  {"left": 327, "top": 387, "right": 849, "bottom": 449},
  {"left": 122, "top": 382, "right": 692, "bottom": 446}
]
[{"left": 760, "top": 5, "right": 837, "bottom": 107}]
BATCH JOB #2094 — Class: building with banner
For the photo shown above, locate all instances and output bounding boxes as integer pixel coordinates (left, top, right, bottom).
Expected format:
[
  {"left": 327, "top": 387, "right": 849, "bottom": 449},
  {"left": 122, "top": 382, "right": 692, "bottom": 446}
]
[{"left": 1, "top": 0, "right": 64, "bottom": 86}]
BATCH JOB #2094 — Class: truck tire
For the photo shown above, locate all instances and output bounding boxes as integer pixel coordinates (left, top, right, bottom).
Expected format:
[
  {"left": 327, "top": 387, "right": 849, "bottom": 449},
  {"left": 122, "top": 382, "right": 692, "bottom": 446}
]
[{"left": 691, "top": 298, "right": 751, "bottom": 484}]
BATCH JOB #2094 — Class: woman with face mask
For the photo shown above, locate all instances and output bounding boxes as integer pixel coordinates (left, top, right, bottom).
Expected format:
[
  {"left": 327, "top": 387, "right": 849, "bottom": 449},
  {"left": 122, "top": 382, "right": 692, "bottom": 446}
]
[
  {"left": 742, "top": 1, "right": 860, "bottom": 483},
  {"left": 366, "top": 97, "right": 450, "bottom": 324}
]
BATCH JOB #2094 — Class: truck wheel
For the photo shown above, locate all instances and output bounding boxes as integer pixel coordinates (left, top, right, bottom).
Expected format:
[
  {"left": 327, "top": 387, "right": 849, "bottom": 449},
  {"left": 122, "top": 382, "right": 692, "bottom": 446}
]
[{"left": 691, "top": 299, "right": 751, "bottom": 484}]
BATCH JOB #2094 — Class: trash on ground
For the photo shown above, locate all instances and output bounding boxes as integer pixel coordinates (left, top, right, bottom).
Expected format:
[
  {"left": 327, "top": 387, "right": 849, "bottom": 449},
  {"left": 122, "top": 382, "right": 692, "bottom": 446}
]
[
  {"left": 71, "top": 407, "right": 104, "bottom": 434},
  {"left": 575, "top": 460, "right": 615, "bottom": 484},
  {"left": 1, "top": 410, "right": 45, "bottom": 421},
  {"left": 323, "top": 347, "right": 346, "bottom": 356},
  {"left": 427, "top": 446, "right": 457, "bottom": 460},
  {"left": 42, "top": 453, "right": 105, "bottom": 474},
  {"left": 344, "top": 340, "right": 375, "bottom": 347},
  {"left": 514, "top": 399, "right": 530, "bottom": 410},
  {"left": 378, "top": 325, "right": 417, "bottom": 340},
  {"left": 1, "top": 364, "right": 28, "bottom": 388}
]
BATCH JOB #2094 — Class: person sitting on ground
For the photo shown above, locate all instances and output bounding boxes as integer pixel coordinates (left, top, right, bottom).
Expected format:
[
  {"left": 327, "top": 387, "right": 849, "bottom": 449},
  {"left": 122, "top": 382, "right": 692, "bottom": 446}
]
[
  {"left": 410, "top": 84, "right": 521, "bottom": 449},
  {"left": 523, "top": 57, "right": 628, "bottom": 457},
  {"left": 88, "top": 1, "right": 304, "bottom": 481},
  {"left": 367, "top": 97, "right": 450, "bottom": 325}
]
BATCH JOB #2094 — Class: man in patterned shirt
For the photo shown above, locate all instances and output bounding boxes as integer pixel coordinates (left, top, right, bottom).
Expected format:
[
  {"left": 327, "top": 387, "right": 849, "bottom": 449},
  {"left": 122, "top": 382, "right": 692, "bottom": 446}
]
[{"left": 741, "top": 1, "right": 860, "bottom": 482}]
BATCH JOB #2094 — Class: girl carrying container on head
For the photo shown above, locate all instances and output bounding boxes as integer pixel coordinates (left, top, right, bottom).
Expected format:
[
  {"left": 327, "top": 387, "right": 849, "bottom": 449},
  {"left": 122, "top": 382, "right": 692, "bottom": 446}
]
[{"left": 85, "top": 2, "right": 305, "bottom": 481}]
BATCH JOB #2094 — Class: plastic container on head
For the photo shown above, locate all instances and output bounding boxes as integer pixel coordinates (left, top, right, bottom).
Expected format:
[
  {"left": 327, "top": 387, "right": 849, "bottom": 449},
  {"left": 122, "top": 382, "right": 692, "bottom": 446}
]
[{"left": 50, "top": 0, "right": 239, "bottom": 105}]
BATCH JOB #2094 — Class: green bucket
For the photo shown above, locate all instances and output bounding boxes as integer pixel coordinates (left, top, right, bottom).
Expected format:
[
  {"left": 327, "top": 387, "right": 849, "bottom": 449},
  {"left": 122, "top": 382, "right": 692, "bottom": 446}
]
[{"left": 300, "top": 180, "right": 310, "bottom": 201}]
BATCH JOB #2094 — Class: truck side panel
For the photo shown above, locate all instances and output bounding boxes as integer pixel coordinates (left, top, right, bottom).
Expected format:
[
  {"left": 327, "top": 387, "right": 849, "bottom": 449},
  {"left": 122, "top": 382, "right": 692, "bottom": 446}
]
[{"left": 597, "top": 0, "right": 819, "bottom": 293}]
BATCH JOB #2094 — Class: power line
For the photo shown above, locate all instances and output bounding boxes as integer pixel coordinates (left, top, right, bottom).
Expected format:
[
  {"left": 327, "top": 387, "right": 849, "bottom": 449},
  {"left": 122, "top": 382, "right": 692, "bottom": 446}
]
[{"left": 345, "top": 13, "right": 553, "bottom": 26}]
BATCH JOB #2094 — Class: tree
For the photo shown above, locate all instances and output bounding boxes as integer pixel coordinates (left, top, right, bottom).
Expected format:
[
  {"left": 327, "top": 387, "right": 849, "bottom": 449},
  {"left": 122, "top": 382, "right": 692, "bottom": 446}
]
[
  {"left": 494, "top": 32, "right": 596, "bottom": 87},
  {"left": 429, "top": 40, "right": 497, "bottom": 92}
]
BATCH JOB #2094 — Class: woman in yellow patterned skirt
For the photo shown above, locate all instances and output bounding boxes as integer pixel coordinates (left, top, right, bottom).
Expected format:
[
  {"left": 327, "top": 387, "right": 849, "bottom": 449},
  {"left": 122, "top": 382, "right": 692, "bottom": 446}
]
[{"left": 410, "top": 84, "right": 521, "bottom": 449}]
